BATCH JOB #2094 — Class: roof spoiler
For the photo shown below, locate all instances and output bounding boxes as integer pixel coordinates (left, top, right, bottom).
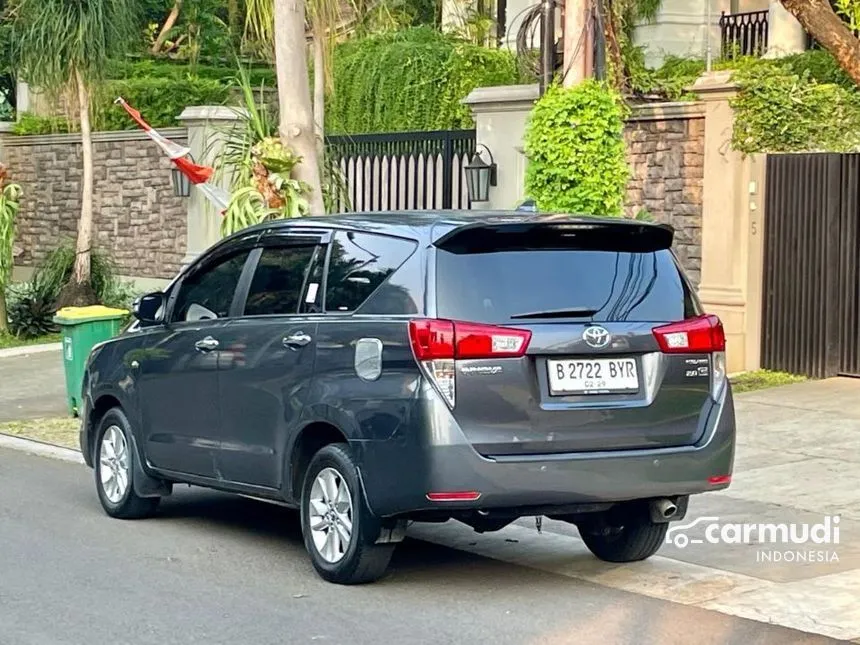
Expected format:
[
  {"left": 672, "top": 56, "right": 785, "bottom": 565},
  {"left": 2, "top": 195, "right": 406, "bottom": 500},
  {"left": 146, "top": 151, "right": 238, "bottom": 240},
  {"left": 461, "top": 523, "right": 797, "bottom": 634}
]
[{"left": 434, "top": 219, "right": 675, "bottom": 255}]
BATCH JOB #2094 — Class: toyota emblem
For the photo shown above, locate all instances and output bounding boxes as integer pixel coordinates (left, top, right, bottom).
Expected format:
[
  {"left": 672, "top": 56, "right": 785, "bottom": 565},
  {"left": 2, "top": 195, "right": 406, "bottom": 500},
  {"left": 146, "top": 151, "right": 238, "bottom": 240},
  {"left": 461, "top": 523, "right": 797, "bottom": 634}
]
[{"left": 582, "top": 326, "right": 611, "bottom": 349}]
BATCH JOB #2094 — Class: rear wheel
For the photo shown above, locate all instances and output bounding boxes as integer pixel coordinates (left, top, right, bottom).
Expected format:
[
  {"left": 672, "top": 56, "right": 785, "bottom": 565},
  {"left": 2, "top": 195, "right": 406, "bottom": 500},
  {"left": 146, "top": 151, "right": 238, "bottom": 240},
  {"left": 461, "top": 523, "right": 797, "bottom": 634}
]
[
  {"left": 94, "top": 408, "right": 160, "bottom": 520},
  {"left": 578, "top": 505, "right": 668, "bottom": 563},
  {"left": 300, "top": 444, "right": 394, "bottom": 584}
]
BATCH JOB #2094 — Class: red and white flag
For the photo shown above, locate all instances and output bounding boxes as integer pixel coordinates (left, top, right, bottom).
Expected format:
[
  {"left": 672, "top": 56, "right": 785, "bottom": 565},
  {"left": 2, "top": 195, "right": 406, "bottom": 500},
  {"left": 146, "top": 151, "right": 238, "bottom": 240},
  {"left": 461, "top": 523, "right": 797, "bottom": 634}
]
[{"left": 114, "top": 97, "right": 230, "bottom": 211}]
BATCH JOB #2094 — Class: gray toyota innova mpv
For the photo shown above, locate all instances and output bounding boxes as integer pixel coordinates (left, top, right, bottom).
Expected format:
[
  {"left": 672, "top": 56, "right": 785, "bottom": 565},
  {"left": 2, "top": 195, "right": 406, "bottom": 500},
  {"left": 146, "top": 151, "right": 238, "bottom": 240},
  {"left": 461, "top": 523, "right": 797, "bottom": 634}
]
[{"left": 79, "top": 211, "right": 735, "bottom": 584}]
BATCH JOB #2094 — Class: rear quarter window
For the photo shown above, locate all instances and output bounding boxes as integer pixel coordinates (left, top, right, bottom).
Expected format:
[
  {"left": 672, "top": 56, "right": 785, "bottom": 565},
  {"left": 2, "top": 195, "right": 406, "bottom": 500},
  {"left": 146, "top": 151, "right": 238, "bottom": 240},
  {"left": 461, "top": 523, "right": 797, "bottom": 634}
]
[
  {"left": 325, "top": 230, "right": 418, "bottom": 313},
  {"left": 436, "top": 248, "right": 698, "bottom": 324}
]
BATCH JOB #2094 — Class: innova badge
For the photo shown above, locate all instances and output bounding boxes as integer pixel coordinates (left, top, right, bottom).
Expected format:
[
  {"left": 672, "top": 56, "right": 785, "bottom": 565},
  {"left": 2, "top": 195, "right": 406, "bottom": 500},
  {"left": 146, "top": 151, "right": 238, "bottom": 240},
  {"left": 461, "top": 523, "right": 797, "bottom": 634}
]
[{"left": 582, "top": 325, "right": 611, "bottom": 349}]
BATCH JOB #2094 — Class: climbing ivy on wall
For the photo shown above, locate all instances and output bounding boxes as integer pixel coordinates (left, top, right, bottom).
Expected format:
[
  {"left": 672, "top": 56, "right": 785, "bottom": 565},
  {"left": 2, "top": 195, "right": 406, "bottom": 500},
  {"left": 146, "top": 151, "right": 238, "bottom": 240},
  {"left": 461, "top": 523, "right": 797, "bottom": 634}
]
[
  {"left": 326, "top": 27, "right": 521, "bottom": 133},
  {"left": 523, "top": 80, "right": 629, "bottom": 216}
]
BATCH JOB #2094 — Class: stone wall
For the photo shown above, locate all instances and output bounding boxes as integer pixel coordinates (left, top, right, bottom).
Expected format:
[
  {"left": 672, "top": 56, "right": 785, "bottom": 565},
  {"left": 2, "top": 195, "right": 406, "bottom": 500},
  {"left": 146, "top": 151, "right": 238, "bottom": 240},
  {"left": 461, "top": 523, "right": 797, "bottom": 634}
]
[
  {"left": 3, "top": 129, "right": 188, "bottom": 280},
  {"left": 624, "top": 103, "right": 705, "bottom": 285}
]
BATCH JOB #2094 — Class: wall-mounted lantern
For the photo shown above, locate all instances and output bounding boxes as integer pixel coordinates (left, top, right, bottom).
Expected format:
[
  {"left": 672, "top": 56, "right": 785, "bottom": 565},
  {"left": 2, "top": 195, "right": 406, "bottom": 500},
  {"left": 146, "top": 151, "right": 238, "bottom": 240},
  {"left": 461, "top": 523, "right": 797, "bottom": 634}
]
[
  {"left": 464, "top": 144, "right": 497, "bottom": 204},
  {"left": 171, "top": 167, "right": 191, "bottom": 198}
]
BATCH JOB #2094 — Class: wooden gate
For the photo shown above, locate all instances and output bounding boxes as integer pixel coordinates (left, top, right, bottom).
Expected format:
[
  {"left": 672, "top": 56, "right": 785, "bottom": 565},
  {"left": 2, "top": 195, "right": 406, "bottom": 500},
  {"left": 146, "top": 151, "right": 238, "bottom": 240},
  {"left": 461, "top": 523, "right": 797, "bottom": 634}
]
[{"left": 762, "top": 153, "right": 860, "bottom": 378}]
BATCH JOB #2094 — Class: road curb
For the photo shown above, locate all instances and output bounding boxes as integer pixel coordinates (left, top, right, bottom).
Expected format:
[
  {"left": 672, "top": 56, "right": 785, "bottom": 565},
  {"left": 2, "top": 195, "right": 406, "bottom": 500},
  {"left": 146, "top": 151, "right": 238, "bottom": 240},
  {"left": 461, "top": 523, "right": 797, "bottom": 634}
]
[
  {"left": 0, "top": 433, "right": 84, "bottom": 464},
  {"left": 0, "top": 342, "right": 62, "bottom": 359}
]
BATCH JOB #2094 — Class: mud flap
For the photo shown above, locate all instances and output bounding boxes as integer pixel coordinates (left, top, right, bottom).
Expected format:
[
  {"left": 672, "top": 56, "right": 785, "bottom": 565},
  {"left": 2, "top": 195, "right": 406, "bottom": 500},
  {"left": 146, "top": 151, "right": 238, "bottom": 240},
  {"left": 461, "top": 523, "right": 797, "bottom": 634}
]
[{"left": 128, "top": 431, "right": 173, "bottom": 498}]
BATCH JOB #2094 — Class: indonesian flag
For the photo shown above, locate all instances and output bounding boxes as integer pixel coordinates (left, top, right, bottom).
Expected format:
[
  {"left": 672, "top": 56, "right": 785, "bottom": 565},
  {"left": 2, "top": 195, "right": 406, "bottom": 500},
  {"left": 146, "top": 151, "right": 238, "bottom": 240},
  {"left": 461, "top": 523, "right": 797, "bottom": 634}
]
[{"left": 114, "top": 97, "right": 230, "bottom": 210}]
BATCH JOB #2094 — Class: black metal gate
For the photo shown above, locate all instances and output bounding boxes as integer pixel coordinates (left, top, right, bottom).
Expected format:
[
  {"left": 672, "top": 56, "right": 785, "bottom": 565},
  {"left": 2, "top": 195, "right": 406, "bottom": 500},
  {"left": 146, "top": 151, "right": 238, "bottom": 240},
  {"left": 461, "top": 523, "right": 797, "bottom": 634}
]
[
  {"left": 325, "top": 129, "right": 476, "bottom": 213},
  {"left": 762, "top": 153, "right": 860, "bottom": 378}
]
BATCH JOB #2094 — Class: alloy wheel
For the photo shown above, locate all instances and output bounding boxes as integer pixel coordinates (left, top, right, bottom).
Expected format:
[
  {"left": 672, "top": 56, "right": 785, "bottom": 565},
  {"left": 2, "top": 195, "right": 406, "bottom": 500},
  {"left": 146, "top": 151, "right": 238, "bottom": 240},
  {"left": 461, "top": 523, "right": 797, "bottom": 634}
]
[
  {"left": 308, "top": 467, "right": 354, "bottom": 563},
  {"left": 99, "top": 425, "right": 130, "bottom": 504}
]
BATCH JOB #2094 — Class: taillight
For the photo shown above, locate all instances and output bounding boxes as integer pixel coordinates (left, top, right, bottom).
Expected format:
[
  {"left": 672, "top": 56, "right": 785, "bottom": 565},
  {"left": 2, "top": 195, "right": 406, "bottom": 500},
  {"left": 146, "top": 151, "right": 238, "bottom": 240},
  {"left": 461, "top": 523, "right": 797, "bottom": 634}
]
[
  {"left": 653, "top": 314, "right": 727, "bottom": 400},
  {"left": 408, "top": 319, "right": 531, "bottom": 360},
  {"left": 652, "top": 314, "right": 725, "bottom": 353},
  {"left": 408, "top": 319, "right": 531, "bottom": 408}
]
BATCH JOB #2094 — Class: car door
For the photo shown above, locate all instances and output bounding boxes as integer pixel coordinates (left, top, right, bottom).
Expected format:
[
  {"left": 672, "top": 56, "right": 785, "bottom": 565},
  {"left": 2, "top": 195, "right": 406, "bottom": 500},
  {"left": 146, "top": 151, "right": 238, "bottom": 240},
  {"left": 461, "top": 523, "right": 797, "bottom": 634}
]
[
  {"left": 139, "top": 244, "right": 255, "bottom": 478},
  {"left": 214, "top": 228, "right": 329, "bottom": 489}
]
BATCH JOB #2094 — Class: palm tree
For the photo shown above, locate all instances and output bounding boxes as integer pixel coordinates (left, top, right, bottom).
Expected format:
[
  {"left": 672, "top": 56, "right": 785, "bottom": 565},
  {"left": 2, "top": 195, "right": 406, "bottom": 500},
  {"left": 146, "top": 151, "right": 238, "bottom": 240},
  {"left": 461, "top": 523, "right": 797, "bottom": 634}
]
[
  {"left": 11, "top": 0, "right": 140, "bottom": 305},
  {"left": 245, "top": 0, "right": 350, "bottom": 214}
]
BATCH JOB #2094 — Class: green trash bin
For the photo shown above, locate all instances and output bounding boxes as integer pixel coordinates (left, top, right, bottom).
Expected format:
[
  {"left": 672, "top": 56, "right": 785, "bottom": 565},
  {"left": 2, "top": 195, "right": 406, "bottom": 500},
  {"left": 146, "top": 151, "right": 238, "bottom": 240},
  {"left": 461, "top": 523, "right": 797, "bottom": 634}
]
[{"left": 53, "top": 305, "right": 129, "bottom": 417}]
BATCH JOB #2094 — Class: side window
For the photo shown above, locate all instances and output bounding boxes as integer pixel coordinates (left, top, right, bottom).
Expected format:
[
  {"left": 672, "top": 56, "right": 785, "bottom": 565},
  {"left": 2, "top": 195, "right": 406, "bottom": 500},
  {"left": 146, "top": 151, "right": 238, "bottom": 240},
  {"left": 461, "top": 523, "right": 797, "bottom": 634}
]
[
  {"left": 171, "top": 250, "right": 250, "bottom": 322},
  {"left": 243, "top": 245, "right": 320, "bottom": 316},
  {"left": 325, "top": 231, "right": 417, "bottom": 313}
]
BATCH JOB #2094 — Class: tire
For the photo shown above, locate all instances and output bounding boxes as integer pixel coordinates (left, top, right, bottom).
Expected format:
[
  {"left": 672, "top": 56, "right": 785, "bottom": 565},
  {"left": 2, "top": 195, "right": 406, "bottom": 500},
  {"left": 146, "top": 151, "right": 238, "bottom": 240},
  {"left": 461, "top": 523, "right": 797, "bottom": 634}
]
[
  {"left": 300, "top": 444, "right": 394, "bottom": 584},
  {"left": 578, "top": 505, "right": 668, "bottom": 563},
  {"left": 94, "top": 407, "right": 160, "bottom": 520}
]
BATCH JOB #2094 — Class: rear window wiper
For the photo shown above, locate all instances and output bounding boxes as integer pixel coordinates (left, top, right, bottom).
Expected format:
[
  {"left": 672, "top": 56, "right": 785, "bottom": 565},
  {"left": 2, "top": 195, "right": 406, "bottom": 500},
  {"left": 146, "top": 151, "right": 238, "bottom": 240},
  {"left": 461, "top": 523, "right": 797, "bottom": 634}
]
[{"left": 510, "top": 307, "right": 599, "bottom": 320}]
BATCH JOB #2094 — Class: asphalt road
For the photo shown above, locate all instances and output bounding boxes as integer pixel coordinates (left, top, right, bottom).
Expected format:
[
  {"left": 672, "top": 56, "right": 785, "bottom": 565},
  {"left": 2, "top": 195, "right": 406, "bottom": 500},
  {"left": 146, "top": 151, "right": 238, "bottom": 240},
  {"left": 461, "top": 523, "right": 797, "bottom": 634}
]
[{"left": 0, "top": 448, "right": 840, "bottom": 645}]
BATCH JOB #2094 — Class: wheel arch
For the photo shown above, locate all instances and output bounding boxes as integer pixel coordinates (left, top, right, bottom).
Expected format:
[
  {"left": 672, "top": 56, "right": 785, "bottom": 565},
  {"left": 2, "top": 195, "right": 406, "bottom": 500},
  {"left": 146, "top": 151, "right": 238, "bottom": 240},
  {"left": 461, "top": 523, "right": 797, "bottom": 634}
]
[
  {"left": 88, "top": 394, "right": 171, "bottom": 499},
  {"left": 287, "top": 420, "right": 350, "bottom": 502}
]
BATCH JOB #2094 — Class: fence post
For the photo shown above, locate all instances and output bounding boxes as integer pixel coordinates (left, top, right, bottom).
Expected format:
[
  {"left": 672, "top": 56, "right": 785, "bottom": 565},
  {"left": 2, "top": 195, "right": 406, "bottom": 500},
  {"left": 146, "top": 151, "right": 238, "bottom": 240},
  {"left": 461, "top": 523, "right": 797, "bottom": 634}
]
[{"left": 441, "top": 133, "right": 454, "bottom": 209}]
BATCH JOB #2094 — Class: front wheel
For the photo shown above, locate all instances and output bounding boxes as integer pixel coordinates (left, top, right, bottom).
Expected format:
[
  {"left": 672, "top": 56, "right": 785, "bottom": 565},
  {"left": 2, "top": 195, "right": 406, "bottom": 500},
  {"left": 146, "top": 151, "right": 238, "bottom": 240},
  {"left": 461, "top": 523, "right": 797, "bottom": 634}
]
[
  {"left": 94, "top": 408, "right": 160, "bottom": 520},
  {"left": 300, "top": 444, "right": 394, "bottom": 584},
  {"left": 578, "top": 505, "right": 668, "bottom": 563}
]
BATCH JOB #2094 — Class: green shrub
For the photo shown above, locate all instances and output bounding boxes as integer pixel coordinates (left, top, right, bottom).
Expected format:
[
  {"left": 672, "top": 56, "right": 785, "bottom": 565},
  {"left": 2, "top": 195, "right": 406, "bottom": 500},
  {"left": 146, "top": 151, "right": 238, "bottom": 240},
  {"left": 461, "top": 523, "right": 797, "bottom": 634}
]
[
  {"left": 731, "top": 62, "right": 860, "bottom": 154},
  {"left": 327, "top": 27, "right": 521, "bottom": 133},
  {"left": 5, "top": 282, "right": 58, "bottom": 338},
  {"left": 523, "top": 80, "right": 630, "bottom": 216},
  {"left": 11, "top": 112, "right": 73, "bottom": 135},
  {"left": 105, "top": 58, "right": 276, "bottom": 87},
  {"left": 94, "top": 76, "right": 230, "bottom": 130}
]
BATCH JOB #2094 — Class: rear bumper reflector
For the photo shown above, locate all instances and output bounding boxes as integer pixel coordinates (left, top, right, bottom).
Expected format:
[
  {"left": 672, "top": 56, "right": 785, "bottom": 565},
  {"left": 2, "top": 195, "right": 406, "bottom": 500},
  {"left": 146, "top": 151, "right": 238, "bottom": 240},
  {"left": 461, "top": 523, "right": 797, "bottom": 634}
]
[
  {"left": 426, "top": 491, "right": 482, "bottom": 502},
  {"left": 708, "top": 475, "right": 732, "bottom": 486}
]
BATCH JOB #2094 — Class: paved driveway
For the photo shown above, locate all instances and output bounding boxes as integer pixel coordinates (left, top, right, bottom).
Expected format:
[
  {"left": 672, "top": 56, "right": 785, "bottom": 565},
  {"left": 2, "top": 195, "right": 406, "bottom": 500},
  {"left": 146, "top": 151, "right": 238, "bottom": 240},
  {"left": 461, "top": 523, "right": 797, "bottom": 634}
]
[
  {"left": 416, "top": 378, "right": 860, "bottom": 641},
  {"left": 0, "top": 348, "right": 66, "bottom": 422}
]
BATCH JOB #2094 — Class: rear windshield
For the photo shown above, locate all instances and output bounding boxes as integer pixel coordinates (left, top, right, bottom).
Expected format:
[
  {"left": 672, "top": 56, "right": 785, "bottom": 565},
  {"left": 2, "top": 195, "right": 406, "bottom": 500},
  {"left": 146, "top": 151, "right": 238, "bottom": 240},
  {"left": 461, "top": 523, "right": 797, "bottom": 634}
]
[{"left": 436, "top": 248, "right": 698, "bottom": 324}]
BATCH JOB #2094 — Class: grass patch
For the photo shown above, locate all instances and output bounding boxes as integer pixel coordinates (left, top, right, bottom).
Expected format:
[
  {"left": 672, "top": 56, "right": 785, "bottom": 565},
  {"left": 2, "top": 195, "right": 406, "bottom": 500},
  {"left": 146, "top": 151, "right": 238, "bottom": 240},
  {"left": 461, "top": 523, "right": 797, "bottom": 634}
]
[
  {"left": 0, "top": 332, "right": 61, "bottom": 350},
  {"left": 730, "top": 370, "right": 807, "bottom": 394},
  {"left": 0, "top": 417, "right": 80, "bottom": 449}
]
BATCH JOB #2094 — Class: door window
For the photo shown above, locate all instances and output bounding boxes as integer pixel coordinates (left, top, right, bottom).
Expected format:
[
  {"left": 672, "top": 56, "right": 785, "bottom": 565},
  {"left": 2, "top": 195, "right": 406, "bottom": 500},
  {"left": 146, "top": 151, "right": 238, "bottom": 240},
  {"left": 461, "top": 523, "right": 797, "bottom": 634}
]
[
  {"left": 171, "top": 250, "right": 251, "bottom": 322},
  {"left": 243, "top": 245, "right": 320, "bottom": 316},
  {"left": 325, "top": 231, "right": 417, "bottom": 313}
]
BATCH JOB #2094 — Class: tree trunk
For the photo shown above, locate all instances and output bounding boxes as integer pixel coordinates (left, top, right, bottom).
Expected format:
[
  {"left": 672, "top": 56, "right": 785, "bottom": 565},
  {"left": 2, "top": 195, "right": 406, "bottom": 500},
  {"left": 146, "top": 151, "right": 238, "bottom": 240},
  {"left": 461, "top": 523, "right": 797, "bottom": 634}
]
[
  {"left": 0, "top": 290, "right": 7, "bottom": 334},
  {"left": 152, "top": 0, "right": 183, "bottom": 54},
  {"left": 72, "top": 70, "right": 94, "bottom": 294},
  {"left": 274, "top": 0, "right": 325, "bottom": 215},
  {"left": 780, "top": 0, "right": 860, "bottom": 86},
  {"left": 313, "top": 34, "right": 325, "bottom": 156},
  {"left": 228, "top": 0, "right": 240, "bottom": 39}
]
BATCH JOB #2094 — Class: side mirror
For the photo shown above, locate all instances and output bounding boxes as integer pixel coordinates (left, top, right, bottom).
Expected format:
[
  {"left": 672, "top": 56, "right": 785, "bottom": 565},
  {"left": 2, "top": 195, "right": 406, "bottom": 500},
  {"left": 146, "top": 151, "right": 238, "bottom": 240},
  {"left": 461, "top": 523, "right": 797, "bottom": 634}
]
[{"left": 133, "top": 292, "right": 165, "bottom": 325}]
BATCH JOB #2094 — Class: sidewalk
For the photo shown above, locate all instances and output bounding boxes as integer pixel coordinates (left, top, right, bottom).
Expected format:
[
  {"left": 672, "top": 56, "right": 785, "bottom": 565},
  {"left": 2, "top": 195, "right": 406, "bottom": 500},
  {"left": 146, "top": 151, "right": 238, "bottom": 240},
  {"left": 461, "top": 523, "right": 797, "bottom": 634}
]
[
  {"left": 411, "top": 378, "right": 860, "bottom": 641},
  {"left": 0, "top": 347, "right": 67, "bottom": 423}
]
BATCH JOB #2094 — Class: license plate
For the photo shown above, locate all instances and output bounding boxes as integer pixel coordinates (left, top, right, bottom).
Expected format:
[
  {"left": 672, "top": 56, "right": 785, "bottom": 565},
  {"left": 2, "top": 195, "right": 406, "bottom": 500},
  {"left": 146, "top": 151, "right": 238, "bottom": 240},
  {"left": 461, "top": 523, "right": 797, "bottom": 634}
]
[{"left": 547, "top": 358, "right": 639, "bottom": 395}]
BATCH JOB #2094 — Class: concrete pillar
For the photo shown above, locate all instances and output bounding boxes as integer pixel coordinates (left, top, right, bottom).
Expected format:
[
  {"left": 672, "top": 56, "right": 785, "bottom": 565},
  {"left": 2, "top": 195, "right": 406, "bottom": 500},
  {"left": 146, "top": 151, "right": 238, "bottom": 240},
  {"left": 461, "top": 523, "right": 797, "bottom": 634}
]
[
  {"left": 764, "top": 0, "right": 806, "bottom": 57},
  {"left": 692, "top": 71, "right": 764, "bottom": 374},
  {"left": 462, "top": 84, "right": 539, "bottom": 209},
  {"left": 176, "top": 106, "right": 243, "bottom": 265}
]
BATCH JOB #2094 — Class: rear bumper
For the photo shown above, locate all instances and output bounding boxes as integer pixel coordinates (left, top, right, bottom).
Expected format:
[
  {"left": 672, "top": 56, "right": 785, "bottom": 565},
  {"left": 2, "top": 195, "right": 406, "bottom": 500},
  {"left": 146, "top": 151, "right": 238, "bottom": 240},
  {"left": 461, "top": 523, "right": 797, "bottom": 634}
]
[{"left": 356, "top": 385, "right": 736, "bottom": 518}]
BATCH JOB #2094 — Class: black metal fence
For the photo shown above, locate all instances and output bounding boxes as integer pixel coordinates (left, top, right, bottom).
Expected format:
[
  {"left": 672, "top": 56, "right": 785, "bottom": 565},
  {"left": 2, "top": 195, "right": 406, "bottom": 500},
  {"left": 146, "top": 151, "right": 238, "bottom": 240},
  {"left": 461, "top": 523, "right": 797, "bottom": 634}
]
[
  {"left": 762, "top": 153, "right": 860, "bottom": 378},
  {"left": 719, "top": 10, "right": 769, "bottom": 59},
  {"left": 324, "top": 130, "right": 477, "bottom": 212}
]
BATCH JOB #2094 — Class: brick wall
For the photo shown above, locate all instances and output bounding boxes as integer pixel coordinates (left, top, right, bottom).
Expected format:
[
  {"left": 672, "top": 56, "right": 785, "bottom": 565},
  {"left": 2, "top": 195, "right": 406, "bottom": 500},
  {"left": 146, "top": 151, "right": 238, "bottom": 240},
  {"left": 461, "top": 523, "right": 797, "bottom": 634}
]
[
  {"left": 624, "top": 103, "right": 706, "bottom": 286},
  {"left": 3, "top": 129, "right": 188, "bottom": 280}
]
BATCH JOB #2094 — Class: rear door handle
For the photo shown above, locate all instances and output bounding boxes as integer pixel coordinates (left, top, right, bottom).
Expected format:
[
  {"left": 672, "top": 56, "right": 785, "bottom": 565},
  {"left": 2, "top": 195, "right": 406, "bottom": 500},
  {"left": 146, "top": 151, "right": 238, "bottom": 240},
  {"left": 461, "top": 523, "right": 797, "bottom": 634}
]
[
  {"left": 195, "top": 336, "right": 220, "bottom": 352},
  {"left": 283, "top": 332, "right": 312, "bottom": 349}
]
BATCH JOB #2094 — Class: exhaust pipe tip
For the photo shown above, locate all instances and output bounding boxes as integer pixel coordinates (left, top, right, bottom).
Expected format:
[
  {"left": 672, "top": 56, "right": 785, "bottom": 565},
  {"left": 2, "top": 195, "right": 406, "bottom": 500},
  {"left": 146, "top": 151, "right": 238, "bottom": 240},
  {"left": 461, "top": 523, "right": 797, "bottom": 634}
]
[{"left": 653, "top": 498, "right": 678, "bottom": 520}]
